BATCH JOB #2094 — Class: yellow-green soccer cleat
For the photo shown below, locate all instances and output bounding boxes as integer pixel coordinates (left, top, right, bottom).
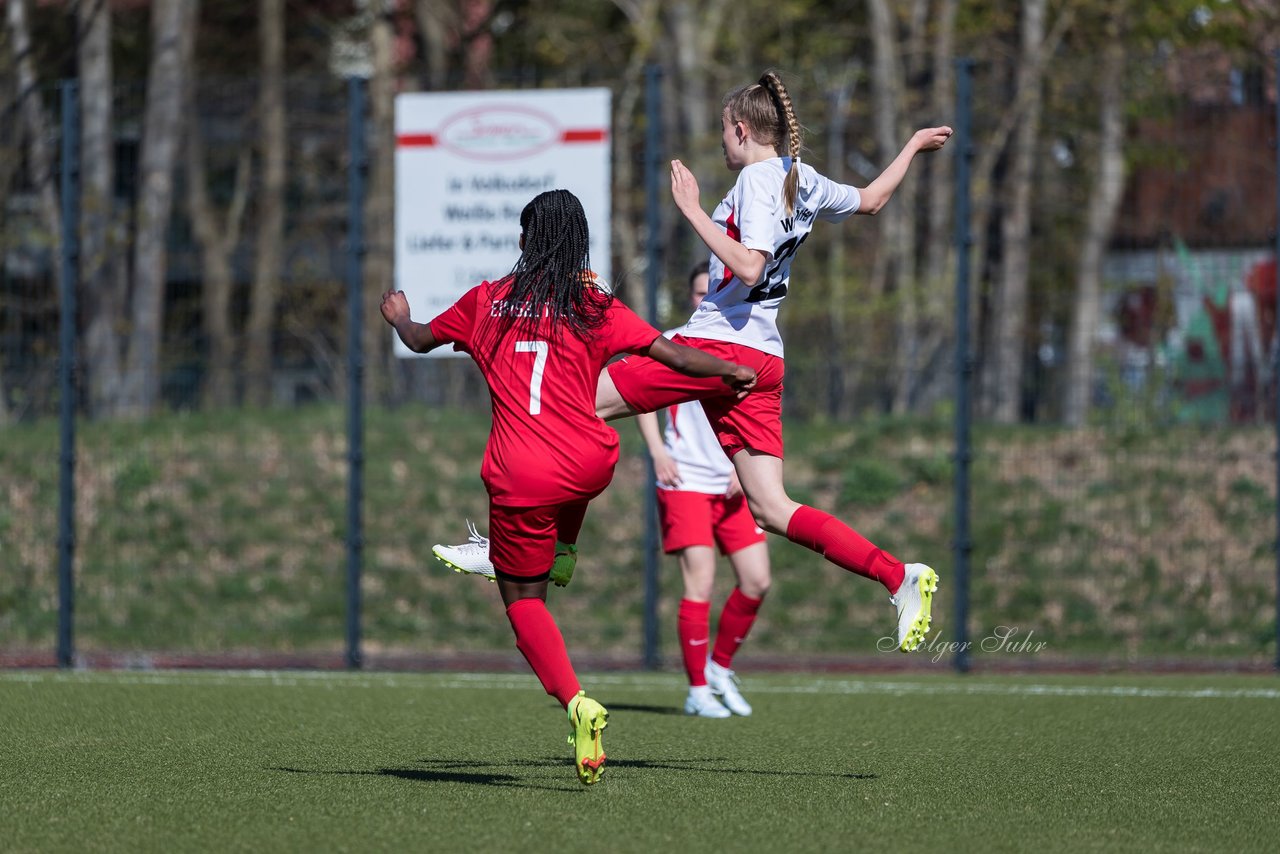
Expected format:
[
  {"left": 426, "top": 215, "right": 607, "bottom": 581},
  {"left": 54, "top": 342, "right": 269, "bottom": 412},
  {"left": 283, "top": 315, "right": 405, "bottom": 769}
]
[
  {"left": 890, "top": 563, "right": 939, "bottom": 652},
  {"left": 431, "top": 520, "right": 494, "bottom": 582},
  {"left": 566, "top": 690, "right": 608, "bottom": 785},
  {"left": 549, "top": 542, "right": 578, "bottom": 588}
]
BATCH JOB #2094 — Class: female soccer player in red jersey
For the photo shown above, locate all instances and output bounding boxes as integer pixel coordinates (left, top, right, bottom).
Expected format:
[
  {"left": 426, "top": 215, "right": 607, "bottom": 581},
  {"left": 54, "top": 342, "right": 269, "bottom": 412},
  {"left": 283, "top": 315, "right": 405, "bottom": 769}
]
[
  {"left": 601, "top": 71, "right": 952, "bottom": 653},
  {"left": 381, "top": 189, "right": 755, "bottom": 785},
  {"left": 636, "top": 262, "right": 770, "bottom": 718}
]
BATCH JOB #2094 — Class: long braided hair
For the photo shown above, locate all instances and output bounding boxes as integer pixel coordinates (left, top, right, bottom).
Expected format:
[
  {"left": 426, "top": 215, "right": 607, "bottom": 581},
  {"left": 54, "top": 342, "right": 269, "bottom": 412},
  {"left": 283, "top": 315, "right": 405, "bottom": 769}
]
[
  {"left": 723, "top": 70, "right": 804, "bottom": 214},
  {"left": 500, "top": 189, "right": 610, "bottom": 340}
]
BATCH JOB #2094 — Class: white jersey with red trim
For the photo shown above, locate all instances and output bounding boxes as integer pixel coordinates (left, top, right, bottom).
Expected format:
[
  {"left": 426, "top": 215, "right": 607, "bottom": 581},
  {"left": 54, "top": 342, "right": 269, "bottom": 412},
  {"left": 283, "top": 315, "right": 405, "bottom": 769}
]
[
  {"left": 653, "top": 329, "right": 734, "bottom": 495},
  {"left": 681, "top": 157, "right": 860, "bottom": 358},
  {"left": 658, "top": 399, "right": 734, "bottom": 495}
]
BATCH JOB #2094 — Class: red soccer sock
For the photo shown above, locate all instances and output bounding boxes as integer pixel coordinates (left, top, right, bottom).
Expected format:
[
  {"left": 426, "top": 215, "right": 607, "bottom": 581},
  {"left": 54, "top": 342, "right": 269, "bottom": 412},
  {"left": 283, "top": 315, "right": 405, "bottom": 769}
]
[
  {"left": 785, "top": 505, "right": 906, "bottom": 593},
  {"left": 506, "top": 598, "right": 581, "bottom": 708},
  {"left": 677, "top": 598, "right": 712, "bottom": 687},
  {"left": 711, "top": 588, "right": 764, "bottom": 669}
]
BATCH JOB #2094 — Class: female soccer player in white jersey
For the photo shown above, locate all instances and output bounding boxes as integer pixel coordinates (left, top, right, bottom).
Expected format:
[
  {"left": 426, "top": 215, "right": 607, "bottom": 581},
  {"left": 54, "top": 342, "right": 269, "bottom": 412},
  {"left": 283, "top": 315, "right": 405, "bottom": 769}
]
[
  {"left": 382, "top": 189, "right": 756, "bottom": 784},
  {"left": 601, "top": 71, "right": 952, "bottom": 653},
  {"left": 636, "top": 261, "right": 770, "bottom": 718}
]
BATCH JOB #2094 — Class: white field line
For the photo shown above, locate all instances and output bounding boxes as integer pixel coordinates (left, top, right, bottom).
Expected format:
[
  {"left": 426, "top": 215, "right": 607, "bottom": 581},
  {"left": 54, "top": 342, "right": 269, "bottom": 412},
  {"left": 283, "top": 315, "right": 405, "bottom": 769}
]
[{"left": 2, "top": 669, "right": 1279, "bottom": 700}]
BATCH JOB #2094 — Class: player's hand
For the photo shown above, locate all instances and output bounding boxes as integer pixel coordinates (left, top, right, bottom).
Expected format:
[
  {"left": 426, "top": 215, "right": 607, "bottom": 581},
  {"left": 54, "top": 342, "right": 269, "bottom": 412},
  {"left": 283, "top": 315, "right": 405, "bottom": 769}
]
[
  {"left": 913, "top": 126, "right": 953, "bottom": 152},
  {"left": 653, "top": 451, "right": 681, "bottom": 488},
  {"left": 725, "top": 364, "right": 757, "bottom": 398},
  {"left": 380, "top": 289, "right": 411, "bottom": 326},
  {"left": 669, "top": 159, "right": 702, "bottom": 214}
]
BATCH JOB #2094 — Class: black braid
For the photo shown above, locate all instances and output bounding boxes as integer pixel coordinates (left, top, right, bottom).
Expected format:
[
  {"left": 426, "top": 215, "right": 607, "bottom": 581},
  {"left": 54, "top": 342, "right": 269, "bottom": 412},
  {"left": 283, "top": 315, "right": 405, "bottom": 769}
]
[{"left": 502, "top": 189, "right": 610, "bottom": 340}]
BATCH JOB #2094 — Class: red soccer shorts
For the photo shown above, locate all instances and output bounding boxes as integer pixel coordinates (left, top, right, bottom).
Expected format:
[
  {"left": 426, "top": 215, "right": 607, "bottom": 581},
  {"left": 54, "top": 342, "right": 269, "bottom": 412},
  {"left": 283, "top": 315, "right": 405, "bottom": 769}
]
[
  {"left": 607, "top": 336, "right": 785, "bottom": 458},
  {"left": 656, "top": 488, "right": 767, "bottom": 555},
  {"left": 488, "top": 500, "right": 590, "bottom": 579}
]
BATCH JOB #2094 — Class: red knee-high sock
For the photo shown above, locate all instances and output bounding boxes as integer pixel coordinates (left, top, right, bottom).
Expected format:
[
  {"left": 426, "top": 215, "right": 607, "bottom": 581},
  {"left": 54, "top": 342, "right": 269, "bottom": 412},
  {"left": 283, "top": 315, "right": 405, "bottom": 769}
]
[
  {"left": 786, "top": 505, "right": 905, "bottom": 593},
  {"left": 711, "top": 588, "right": 763, "bottom": 669},
  {"left": 677, "top": 599, "right": 712, "bottom": 687},
  {"left": 506, "top": 598, "right": 581, "bottom": 708}
]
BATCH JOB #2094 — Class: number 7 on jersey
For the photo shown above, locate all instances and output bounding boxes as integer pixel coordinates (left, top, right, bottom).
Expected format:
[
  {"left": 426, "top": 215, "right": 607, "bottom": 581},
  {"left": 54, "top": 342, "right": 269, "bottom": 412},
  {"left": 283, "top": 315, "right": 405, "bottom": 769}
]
[{"left": 515, "top": 340, "right": 548, "bottom": 415}]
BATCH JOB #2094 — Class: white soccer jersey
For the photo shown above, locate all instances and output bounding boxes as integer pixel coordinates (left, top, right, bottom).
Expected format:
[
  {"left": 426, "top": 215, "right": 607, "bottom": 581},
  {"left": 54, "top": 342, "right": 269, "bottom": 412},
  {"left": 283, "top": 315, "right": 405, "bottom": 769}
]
[
  {"left": 658, "top": 398, "right": 734, "bottom": 495},
  {"left": 652, "top": 328, "right": 734, "bottom": 495},
  {"left": 681, "top": 157, "right": 860, "bottom": 358}
]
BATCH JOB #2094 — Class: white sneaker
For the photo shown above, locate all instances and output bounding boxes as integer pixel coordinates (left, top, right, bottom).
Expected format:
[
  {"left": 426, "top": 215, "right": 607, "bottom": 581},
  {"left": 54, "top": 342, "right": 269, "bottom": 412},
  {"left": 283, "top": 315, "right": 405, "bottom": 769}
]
[
  {"left": 432, "top": 520, "right": 495, "bottom": 582},
  {"left": 704, "top": 658, "right": 752, "bottom": 716},
  {"left": 890, "top": 563, "right": 939, "bottom": 652},
  {"left": 683, "top": 685, "right": 731, "bottom": 719}
]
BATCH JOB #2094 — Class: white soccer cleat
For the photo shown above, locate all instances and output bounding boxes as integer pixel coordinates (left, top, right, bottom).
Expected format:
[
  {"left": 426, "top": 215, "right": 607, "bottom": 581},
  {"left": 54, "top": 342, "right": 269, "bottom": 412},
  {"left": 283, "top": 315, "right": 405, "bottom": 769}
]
[
  {"left": 890, "top": 563, "right": 939, "bottom": 652},
  {"left": 432, "top": 520, "right": 495, "bottom": 581},
  {"left": 683, "top": 685, "right": 732, "bottom": 719},
  {"left": 704, "top": 658, "right": 752, "bottom": 716}
]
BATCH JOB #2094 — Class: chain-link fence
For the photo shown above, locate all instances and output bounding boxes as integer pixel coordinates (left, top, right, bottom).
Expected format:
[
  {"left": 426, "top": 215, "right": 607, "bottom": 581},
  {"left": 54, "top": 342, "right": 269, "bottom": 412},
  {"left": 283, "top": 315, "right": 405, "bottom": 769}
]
[{"left": 2, "top": 59, "right": 1276, "bottom": 670}]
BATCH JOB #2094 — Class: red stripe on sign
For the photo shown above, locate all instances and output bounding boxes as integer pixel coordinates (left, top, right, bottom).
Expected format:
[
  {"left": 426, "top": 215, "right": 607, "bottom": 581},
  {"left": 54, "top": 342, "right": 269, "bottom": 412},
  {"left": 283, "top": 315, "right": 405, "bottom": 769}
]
[
  {"left": 397, "top": 133, "right": 437, "bottom": 147},
  {"left": 561, "top": 129, "right": 607, "bottom": 143}
]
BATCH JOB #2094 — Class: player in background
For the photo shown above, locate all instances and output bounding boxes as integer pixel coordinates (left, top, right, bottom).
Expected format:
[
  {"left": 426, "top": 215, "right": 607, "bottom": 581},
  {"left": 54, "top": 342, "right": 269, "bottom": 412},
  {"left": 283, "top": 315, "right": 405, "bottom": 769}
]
[
  {"left": 381, "top": 189, "right": 756, "bottom": 785},
  {"left": 598, "top": 71, "right": 951, "bottom": 653},
  {"left": 438, "top": 71, "right": 952, "bottom": 654},
  {"left": 635, "top": 261, "right": 770, "bottom": 718}
]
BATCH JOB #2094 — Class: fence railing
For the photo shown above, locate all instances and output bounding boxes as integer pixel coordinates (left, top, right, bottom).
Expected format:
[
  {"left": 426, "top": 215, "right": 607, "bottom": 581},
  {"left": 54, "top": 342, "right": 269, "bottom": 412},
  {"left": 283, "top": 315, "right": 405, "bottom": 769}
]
[{"left": 2, "top": 60, "right": 1276, "bottom": 671}]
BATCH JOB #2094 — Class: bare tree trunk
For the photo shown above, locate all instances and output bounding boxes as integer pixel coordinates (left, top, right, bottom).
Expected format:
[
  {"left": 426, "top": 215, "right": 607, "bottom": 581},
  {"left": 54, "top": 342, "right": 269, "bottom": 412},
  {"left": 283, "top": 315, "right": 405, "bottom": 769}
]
[
  {"left": 4, "top": 0, "right": 59, "bottom": 426},
  {"left": 820, "top": 64, "right": 859, "bottom": 417},
  {"left": 244, "top": 0, "right": 286, "bottom": 408},
  {"left": 1064, "top": 30, "right": 1127, "bottom": 427},
  {"left": 460, "top": 0, "right": 492, "bottom": 89},
  {"left": 185, "top": 77, "right": 252, "bottom": 409},
  {"left": 867, "top": 0, "right": 917, "bottom": 414},
  {"left": 984, "top": 0, "right": 1046, "bottom": 424},
  {"left": 667, "top": 0, "right": 730, "bottom": 189},
  {"left": 123, "top": 0, "right": 197, "bottom": 416},
  {"left": 903, "top": 0, "right": 958, "bottom": 412},
  {"left": 608, "top": 0, "right": 661, "bottom": 302},
  {"left": 362, "top": 0, "right": 396, "bottom": 403},
  {"left": 6, "top": 0, "right": 61, "bottom": 296},
  {"left": 413, "top": 0, "right": 456, "bottom": 89},
  {"left": 969, "top": 3, "right": 1072, "bottom": 422},
  {"left": 78, "top": 0, "right": 127, "bottom": 418}
]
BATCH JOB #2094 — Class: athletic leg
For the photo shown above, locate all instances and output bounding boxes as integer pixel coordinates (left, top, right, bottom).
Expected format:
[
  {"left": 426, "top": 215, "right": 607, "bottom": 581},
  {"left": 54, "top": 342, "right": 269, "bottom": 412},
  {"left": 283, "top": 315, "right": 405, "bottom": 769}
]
[
  {"left": 731, "top": 449, "right": 906, "bottom": 594},
  {"left": 676, "top": 545, "right": 717, "bottom": 687}
]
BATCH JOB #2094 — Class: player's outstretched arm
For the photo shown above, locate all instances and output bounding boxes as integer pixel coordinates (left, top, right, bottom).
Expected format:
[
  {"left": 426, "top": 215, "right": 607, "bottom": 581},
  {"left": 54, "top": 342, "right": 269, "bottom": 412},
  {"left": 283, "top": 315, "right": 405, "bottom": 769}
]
[
  {"left": 646, "top": 336, "right": 756, "bottom": 394},
  {"left": 670, "top": 159, "right": 769, "bottom": 286},
  {"left": 380, "top": 289, "right": 440, "bottom": 354},
  {"left": 856, "top": 126, "right": 953, "bottom": 216}
]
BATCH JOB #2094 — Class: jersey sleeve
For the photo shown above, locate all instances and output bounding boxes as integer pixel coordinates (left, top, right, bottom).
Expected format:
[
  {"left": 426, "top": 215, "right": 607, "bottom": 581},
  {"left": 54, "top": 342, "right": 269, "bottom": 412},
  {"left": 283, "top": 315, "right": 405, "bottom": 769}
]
[
  {"left": 814, "top": 173, "right": 861, "bottom": 222},
  {"left": 604, "top": 298, "right": 662, "bottom": 355},
  {"left": 735, "top": 167, "right": 784, "bottom": 258},
  {"left": 428, "top": 284, "right": 483, "bottom": 353}
]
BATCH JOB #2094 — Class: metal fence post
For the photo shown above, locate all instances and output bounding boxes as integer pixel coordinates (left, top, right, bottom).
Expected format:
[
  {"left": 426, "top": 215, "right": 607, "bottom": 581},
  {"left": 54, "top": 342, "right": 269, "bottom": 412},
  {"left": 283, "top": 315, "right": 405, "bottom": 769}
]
[
  {"left": 952, "top": 59, "right": 974, "bottom": 674},
  {"left": 346, "top": 77, "right": 368, "bottom": 670},
  {"left": 642, "top": 63, "right": 664, "bottom": 670},
  {"left": 57, "top": 80, "right": 80, "bottom": 669}
]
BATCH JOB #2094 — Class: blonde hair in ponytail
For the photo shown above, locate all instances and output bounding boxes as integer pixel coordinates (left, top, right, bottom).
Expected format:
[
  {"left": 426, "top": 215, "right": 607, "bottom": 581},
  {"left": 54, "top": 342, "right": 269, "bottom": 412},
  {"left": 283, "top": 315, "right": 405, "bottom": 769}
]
[{"left": 723, "top": 70, "right": 804, "bottom": 214}]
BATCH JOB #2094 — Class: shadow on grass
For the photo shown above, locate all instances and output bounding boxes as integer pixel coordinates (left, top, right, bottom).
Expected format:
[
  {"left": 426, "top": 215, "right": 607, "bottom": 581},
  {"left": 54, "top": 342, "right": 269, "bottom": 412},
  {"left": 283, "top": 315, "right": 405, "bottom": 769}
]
[
  {"left": 274, "top": 764, "right": 573, "bottom": 792},
  {"left": 599, "top": 702, "right": 683, "bottom": 716},
  {"left": 275, "top": 754, "right": 877, "bottom": 790}
]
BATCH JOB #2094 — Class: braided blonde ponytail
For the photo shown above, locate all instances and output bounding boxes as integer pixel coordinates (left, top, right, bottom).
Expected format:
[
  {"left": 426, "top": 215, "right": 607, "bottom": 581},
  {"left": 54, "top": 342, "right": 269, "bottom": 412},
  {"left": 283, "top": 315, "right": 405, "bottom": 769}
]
[{"left": 760, "top": 71, "right": 803, "bottom": 214}]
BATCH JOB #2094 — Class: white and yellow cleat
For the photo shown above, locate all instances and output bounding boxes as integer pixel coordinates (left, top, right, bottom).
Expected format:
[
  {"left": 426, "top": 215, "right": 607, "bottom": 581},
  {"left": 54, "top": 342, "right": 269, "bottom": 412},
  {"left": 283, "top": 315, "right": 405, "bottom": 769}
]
[
  {"left": 567, "top": 690, "right": 608, "bottom": 785},
  {"left": 431, "top": 520, "right": 495, "bottom": 582},
  {"left": 890, "top": 563, "right": 939, "bottom": 652}
]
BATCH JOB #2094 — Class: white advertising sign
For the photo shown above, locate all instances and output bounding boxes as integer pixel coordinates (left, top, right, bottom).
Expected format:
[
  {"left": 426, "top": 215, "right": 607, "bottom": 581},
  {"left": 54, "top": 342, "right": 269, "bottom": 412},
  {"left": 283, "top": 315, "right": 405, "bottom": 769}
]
[{"left": 394, "top": 88, "right": 612, "bottom": 357}]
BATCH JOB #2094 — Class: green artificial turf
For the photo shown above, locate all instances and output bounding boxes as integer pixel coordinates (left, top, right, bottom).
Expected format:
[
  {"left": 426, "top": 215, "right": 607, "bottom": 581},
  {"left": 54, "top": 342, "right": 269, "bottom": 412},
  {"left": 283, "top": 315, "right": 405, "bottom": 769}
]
[{"left": 2, "top": 669, "right": 1277, "bottom": 852}]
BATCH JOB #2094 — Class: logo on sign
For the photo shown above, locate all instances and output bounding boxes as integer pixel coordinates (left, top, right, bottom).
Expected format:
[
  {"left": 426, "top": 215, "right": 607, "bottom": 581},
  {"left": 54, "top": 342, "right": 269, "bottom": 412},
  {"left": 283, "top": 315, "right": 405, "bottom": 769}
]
[{"left": 438, "top": 105, "right": 559, "bottom": 161}]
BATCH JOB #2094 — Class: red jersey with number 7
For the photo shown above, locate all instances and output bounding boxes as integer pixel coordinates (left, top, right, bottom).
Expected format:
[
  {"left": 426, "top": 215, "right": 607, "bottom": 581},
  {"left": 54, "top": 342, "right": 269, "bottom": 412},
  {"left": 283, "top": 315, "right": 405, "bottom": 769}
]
[{"left": 429, "top": 277, "right": 661, "bottom": 507}]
